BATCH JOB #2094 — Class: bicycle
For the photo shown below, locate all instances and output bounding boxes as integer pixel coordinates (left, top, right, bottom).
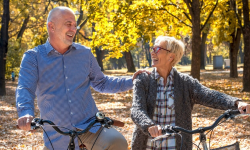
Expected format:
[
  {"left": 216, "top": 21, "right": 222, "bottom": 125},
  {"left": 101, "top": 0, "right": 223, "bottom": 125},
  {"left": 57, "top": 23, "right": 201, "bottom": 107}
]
[
  {"left": 151, "top": 109, "right": 249, "bottom": 150},
  {"left": 17, "top": 112, "right": 124, "bottom": 150}
]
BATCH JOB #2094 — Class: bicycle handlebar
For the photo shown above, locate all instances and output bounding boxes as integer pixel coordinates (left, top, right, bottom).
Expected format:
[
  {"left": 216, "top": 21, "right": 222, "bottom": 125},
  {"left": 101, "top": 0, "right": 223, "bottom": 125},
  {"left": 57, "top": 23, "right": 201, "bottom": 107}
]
[
  {"left": 162, "top": 109, "right": 242, "bottom": 135},
  {"left": 17, "top": 112, "right": 124, "bottom": 136}
]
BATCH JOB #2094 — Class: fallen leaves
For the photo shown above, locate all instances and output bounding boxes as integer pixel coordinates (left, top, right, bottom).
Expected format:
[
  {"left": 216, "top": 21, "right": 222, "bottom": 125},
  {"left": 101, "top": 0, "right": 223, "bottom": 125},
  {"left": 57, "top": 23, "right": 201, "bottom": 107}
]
[{"left": 0, "top": 71, "right": 249, "bottom": 150}]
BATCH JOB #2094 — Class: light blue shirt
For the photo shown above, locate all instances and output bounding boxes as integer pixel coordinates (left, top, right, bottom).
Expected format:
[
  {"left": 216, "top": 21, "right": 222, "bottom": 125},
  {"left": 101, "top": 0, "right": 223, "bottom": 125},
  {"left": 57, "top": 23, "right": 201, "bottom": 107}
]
[{"left": 16, "top": 40, "right": 133, "bottom": 150}]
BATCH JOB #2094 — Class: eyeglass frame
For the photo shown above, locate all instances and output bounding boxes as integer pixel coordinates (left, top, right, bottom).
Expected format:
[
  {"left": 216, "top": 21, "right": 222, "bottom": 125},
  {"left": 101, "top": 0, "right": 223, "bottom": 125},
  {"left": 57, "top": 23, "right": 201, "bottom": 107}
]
[{"left": 150, "top": 46, "right": 171, "bottom": 54}]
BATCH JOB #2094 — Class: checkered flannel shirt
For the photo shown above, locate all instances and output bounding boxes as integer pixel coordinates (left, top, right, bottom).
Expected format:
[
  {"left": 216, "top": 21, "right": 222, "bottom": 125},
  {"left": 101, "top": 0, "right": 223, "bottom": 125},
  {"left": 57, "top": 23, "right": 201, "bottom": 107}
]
[{"left": 146, "top": 68, "right": 176, "bottom": 150}]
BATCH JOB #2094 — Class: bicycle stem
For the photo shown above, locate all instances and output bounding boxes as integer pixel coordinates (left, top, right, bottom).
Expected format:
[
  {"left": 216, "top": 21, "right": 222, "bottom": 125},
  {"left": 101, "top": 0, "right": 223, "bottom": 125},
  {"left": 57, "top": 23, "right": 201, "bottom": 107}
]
[{"left": 200, "top": 132, "right": 208, "bottom": 150}]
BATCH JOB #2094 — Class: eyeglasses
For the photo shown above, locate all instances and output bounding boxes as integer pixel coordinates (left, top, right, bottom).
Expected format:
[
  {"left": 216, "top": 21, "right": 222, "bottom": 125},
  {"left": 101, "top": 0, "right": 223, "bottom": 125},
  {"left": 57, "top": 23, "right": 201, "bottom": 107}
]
[{"left": 151, "top": 46, "right": 171, "bottom": 54}]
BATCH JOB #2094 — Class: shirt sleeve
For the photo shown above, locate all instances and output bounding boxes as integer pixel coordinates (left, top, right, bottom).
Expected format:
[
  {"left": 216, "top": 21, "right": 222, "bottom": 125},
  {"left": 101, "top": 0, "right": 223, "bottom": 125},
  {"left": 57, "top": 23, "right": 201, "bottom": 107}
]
[
  {"left": 88, "top": 51, "right": 133, "bottom": 93},
  {"left": 16, "top": 50, "right": 38, "bottom": 118}
]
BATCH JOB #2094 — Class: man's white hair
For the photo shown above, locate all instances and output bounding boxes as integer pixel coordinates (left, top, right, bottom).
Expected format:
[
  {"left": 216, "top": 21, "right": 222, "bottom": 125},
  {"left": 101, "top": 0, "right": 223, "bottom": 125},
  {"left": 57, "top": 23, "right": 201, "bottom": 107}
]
[{"left": 47, "top": 6, "right": 75, "bottom": 28}]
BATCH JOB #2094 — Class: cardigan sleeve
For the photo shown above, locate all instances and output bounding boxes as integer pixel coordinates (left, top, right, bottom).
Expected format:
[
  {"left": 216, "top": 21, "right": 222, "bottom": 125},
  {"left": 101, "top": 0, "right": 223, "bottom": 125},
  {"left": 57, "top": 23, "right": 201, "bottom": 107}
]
[
  {"left": 185, "top": 74, "right": 240, "bottom": 110},
  {"left": 131, "top": 73, "right": 155, "bottom": 135}
]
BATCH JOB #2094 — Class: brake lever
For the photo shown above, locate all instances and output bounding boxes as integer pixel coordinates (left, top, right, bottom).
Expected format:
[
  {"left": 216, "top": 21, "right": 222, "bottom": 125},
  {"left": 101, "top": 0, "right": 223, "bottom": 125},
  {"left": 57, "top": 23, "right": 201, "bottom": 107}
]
[{"left": 102, "top": 117, "right": 113, "bottom": 129}]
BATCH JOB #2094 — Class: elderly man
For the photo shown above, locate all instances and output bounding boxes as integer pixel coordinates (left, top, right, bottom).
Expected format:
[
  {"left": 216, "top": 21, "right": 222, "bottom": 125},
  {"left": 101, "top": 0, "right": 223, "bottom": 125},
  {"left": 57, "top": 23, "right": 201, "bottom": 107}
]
[{"left": 16, "top": 6, "right": 142, "bottom": 150}]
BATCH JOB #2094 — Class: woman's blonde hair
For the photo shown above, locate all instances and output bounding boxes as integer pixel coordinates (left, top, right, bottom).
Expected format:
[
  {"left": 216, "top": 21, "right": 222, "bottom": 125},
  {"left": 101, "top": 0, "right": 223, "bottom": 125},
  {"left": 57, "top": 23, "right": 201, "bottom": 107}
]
[{"left": 154, "top": 36, "right": 184, "bottom": 66}]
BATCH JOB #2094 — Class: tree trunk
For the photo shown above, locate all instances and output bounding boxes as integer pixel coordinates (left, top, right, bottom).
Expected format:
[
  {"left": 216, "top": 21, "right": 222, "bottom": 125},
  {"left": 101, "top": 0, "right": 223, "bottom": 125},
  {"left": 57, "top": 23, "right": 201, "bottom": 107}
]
[
  {"left": 228, "top": 1, "right": 241, "bottom": 78},
  {"left": 239, "top": 41, "right": 244, "bottom": 63},
  {"left": 95, "top": 47, "right": 104, "bottom": 71},
  {"left": 200, "top": 31, "right": 208, "bottom": 69},
  {"left": 229, "top": 28, "right": 241, "bottom": 78},
  {"left": 73, "top": 4, "right": 83, "bottom": 42},
  {"left": 242, "top": 0, "right": 250, "bottom": 92},
  {"left": 145, "top": 42, "right": 152, "bottom": 67},
  {"left": 91, "top": 23, "right": 104, "bottom": 71},
  {"left": 209, "top": 52, "right": 212, "bottom": 64},
  {"left": 190, "top": 0, "right": 201, "bottom": 80},
  {"left": 124, "top": 51, "right": 136, "bottom": 72},
  {"left": 118, "top": 58, "right": 123, "bottom": 69},
  {"left": 137, "top": 48, "right": 140, "bottom": 69},
  {"left": 0, "top": 0, "right": 10, "bottom": 96}
]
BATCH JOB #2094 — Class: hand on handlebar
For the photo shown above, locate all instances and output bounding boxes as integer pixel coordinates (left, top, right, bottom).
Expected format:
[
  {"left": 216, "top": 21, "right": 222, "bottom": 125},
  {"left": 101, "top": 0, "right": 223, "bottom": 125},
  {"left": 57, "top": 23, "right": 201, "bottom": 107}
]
[
  {"left": 17, "top": 115, "right": 34, "bottom": 131},
  {"left": 148, "top": 125, "right": 162, "bottom": 137},
  {"left": 237, "top": 101, "right": 250, "bottom": 119}
]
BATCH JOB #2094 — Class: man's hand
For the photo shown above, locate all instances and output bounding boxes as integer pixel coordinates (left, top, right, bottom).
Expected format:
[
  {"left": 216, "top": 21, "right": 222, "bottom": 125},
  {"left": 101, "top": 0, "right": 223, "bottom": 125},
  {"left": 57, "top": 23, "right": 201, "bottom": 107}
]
[
  {"left": 17, "top": 115, "right": 34, "bottom": 131},
  {"left": 132, "top": 69, "right": 151, "bottom": 81},
  {"left": 148, "top": 125, "right": 162, "bottom": 137}
]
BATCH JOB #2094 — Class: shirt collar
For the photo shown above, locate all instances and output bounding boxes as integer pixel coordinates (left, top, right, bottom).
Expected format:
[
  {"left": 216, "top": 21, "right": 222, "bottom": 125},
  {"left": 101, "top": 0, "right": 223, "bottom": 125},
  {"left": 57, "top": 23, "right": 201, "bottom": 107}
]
[
  {"left": 45, "top": 40, "right": 54, "bottom": 55},
  {"left": 155, "top": 67, "right": 174, "bottom": 80},
  {"left": 45, "top": 39, "right": 77, "bottom": 55}
]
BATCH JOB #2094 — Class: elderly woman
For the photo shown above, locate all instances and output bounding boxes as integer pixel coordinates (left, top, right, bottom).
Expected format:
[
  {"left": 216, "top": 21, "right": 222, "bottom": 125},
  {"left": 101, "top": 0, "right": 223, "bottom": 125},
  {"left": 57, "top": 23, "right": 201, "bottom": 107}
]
[{"left": 130, "top": 35, "right": 250, "bottom": 150}]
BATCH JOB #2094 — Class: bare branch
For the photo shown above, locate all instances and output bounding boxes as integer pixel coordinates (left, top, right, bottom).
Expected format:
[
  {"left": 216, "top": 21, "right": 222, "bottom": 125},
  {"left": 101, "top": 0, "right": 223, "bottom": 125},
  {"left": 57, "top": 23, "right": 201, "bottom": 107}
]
[
  {"left": 230, "top": 0, "right": 243, "bottom": 30},
  {"left": 167, "top": 0, "right": 192, "bottom": 23},
  {"left": 158, "top": 8, "right": 192, "bottom": 28},
  {"left": 201, "top": 0, "right": 218, "bottom": 31},
  {"left": 184, "top": 0, "right": 194, "bottom": 18},
  {"left": 79, "top": 31, "right": 92, "bottom": 41},
  {"left": 79, "top": 17, "right": 88, "bottom": 29}
]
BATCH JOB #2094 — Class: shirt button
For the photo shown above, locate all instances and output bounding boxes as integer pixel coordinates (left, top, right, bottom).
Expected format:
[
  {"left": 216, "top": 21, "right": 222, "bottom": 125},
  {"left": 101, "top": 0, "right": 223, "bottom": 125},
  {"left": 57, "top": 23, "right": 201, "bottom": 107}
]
[
  {"left": 64, "top": 66, "right": 66, "bottom": 68},
  {"left": 66, "top": 76, "right": 68, "bottom": 79},
  {"left": 69, "top": 100, "right": 71, "bottom": 103},
  {"left": 71, "top": 112, "right": 73, "bottom": 115},
  {"left": 67, "top": 89, "right": 70, "bottom": 91}
]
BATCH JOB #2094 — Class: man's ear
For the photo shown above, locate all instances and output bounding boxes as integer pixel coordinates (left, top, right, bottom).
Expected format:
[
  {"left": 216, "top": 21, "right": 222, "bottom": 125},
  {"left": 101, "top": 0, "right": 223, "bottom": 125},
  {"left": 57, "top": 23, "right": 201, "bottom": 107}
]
[{"left": 48, "top": 22, "right": 55, "bottom": 31}]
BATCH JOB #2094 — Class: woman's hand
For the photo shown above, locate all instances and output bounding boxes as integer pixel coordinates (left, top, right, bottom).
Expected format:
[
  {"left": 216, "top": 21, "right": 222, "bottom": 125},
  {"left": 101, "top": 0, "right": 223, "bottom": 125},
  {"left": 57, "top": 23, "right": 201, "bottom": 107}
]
[
  {"left": 148, "top": 125, "right": 162, "bottom": 137},
  {"left": 236, "top": 101, "right": 250, "bottom": 119}
]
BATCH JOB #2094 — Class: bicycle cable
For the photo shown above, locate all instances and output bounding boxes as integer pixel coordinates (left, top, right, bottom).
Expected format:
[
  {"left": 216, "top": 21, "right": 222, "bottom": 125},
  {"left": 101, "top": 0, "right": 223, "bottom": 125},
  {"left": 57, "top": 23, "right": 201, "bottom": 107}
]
[
  {"left": 191, "top": 141, "right": 201, "bottom": 150},
  {"left": 41, "top": 124, "right": 74, "bottom": 150},
  {"left": 177, "top": 133, "right": 183, "bottom": 150},
  {"left": 76, "top": 133, "right": 84, "bottom": 149},
  {"left": 90, "top": 127, "right": 104, "bottom": 150},
  {"left": 207, "top": 118, "right": 227, "bottom": 150},
  {"left": 196, "top": 142, "right": 201, "bottom": 150},
  {"left": 40, "top": 125, "right": 55, "bottom": 150}
]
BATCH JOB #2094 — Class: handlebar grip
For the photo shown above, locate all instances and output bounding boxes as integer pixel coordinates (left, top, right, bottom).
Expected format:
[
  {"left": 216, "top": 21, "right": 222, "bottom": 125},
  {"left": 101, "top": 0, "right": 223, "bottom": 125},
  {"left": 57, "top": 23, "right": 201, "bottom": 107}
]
[
  {"left": 112, "top": 119, "right": 124, "bottom": 127},
  {"left": 229, "top": 110, "right": 241, "bottom": 115}
]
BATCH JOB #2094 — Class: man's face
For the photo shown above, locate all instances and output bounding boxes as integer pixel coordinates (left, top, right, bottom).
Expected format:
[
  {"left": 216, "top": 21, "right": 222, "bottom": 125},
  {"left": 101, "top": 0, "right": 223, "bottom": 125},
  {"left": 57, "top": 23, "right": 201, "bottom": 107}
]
[{"left": 53, "top": 10, "right": 77, "bottom": 46}]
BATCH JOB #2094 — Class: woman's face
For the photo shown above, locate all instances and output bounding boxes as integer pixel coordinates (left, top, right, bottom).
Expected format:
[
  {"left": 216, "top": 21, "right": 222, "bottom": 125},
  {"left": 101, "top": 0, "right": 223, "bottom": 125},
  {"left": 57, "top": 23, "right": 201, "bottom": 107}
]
[{"left": 151, "top": 41, "right": 174, "bottom": 69}]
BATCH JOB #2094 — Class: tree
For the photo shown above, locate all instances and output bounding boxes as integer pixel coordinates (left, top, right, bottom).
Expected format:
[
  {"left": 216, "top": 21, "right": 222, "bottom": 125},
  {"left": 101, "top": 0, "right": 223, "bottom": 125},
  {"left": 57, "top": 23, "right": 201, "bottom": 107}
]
[
  {"left": 240, "top": 0, "right": 250, "bottom": 91},
  {"left": 83, "top": 0, "right": 220, "bottom": 77},
  {"left": 229, "top": 0, "right": 241, "bottom": 78},
  {"left": 207, "top": 0, "right": 243, "bottom": 78},
  {"left": 200, "top": 24, "right": 210, "bottom": 69},
  {"left": 228, "top": 0, "right": 250, "bottom": 91},
  {"left": 0, "top": 0, "right": 10, "bottom": 95}
]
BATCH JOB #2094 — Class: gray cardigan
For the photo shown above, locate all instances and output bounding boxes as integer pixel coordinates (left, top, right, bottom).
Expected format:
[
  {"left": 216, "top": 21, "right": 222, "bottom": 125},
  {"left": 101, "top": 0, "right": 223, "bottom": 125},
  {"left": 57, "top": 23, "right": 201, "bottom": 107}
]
[{"left": 130, "top": 68, "right": 239, "bottom": 150}]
